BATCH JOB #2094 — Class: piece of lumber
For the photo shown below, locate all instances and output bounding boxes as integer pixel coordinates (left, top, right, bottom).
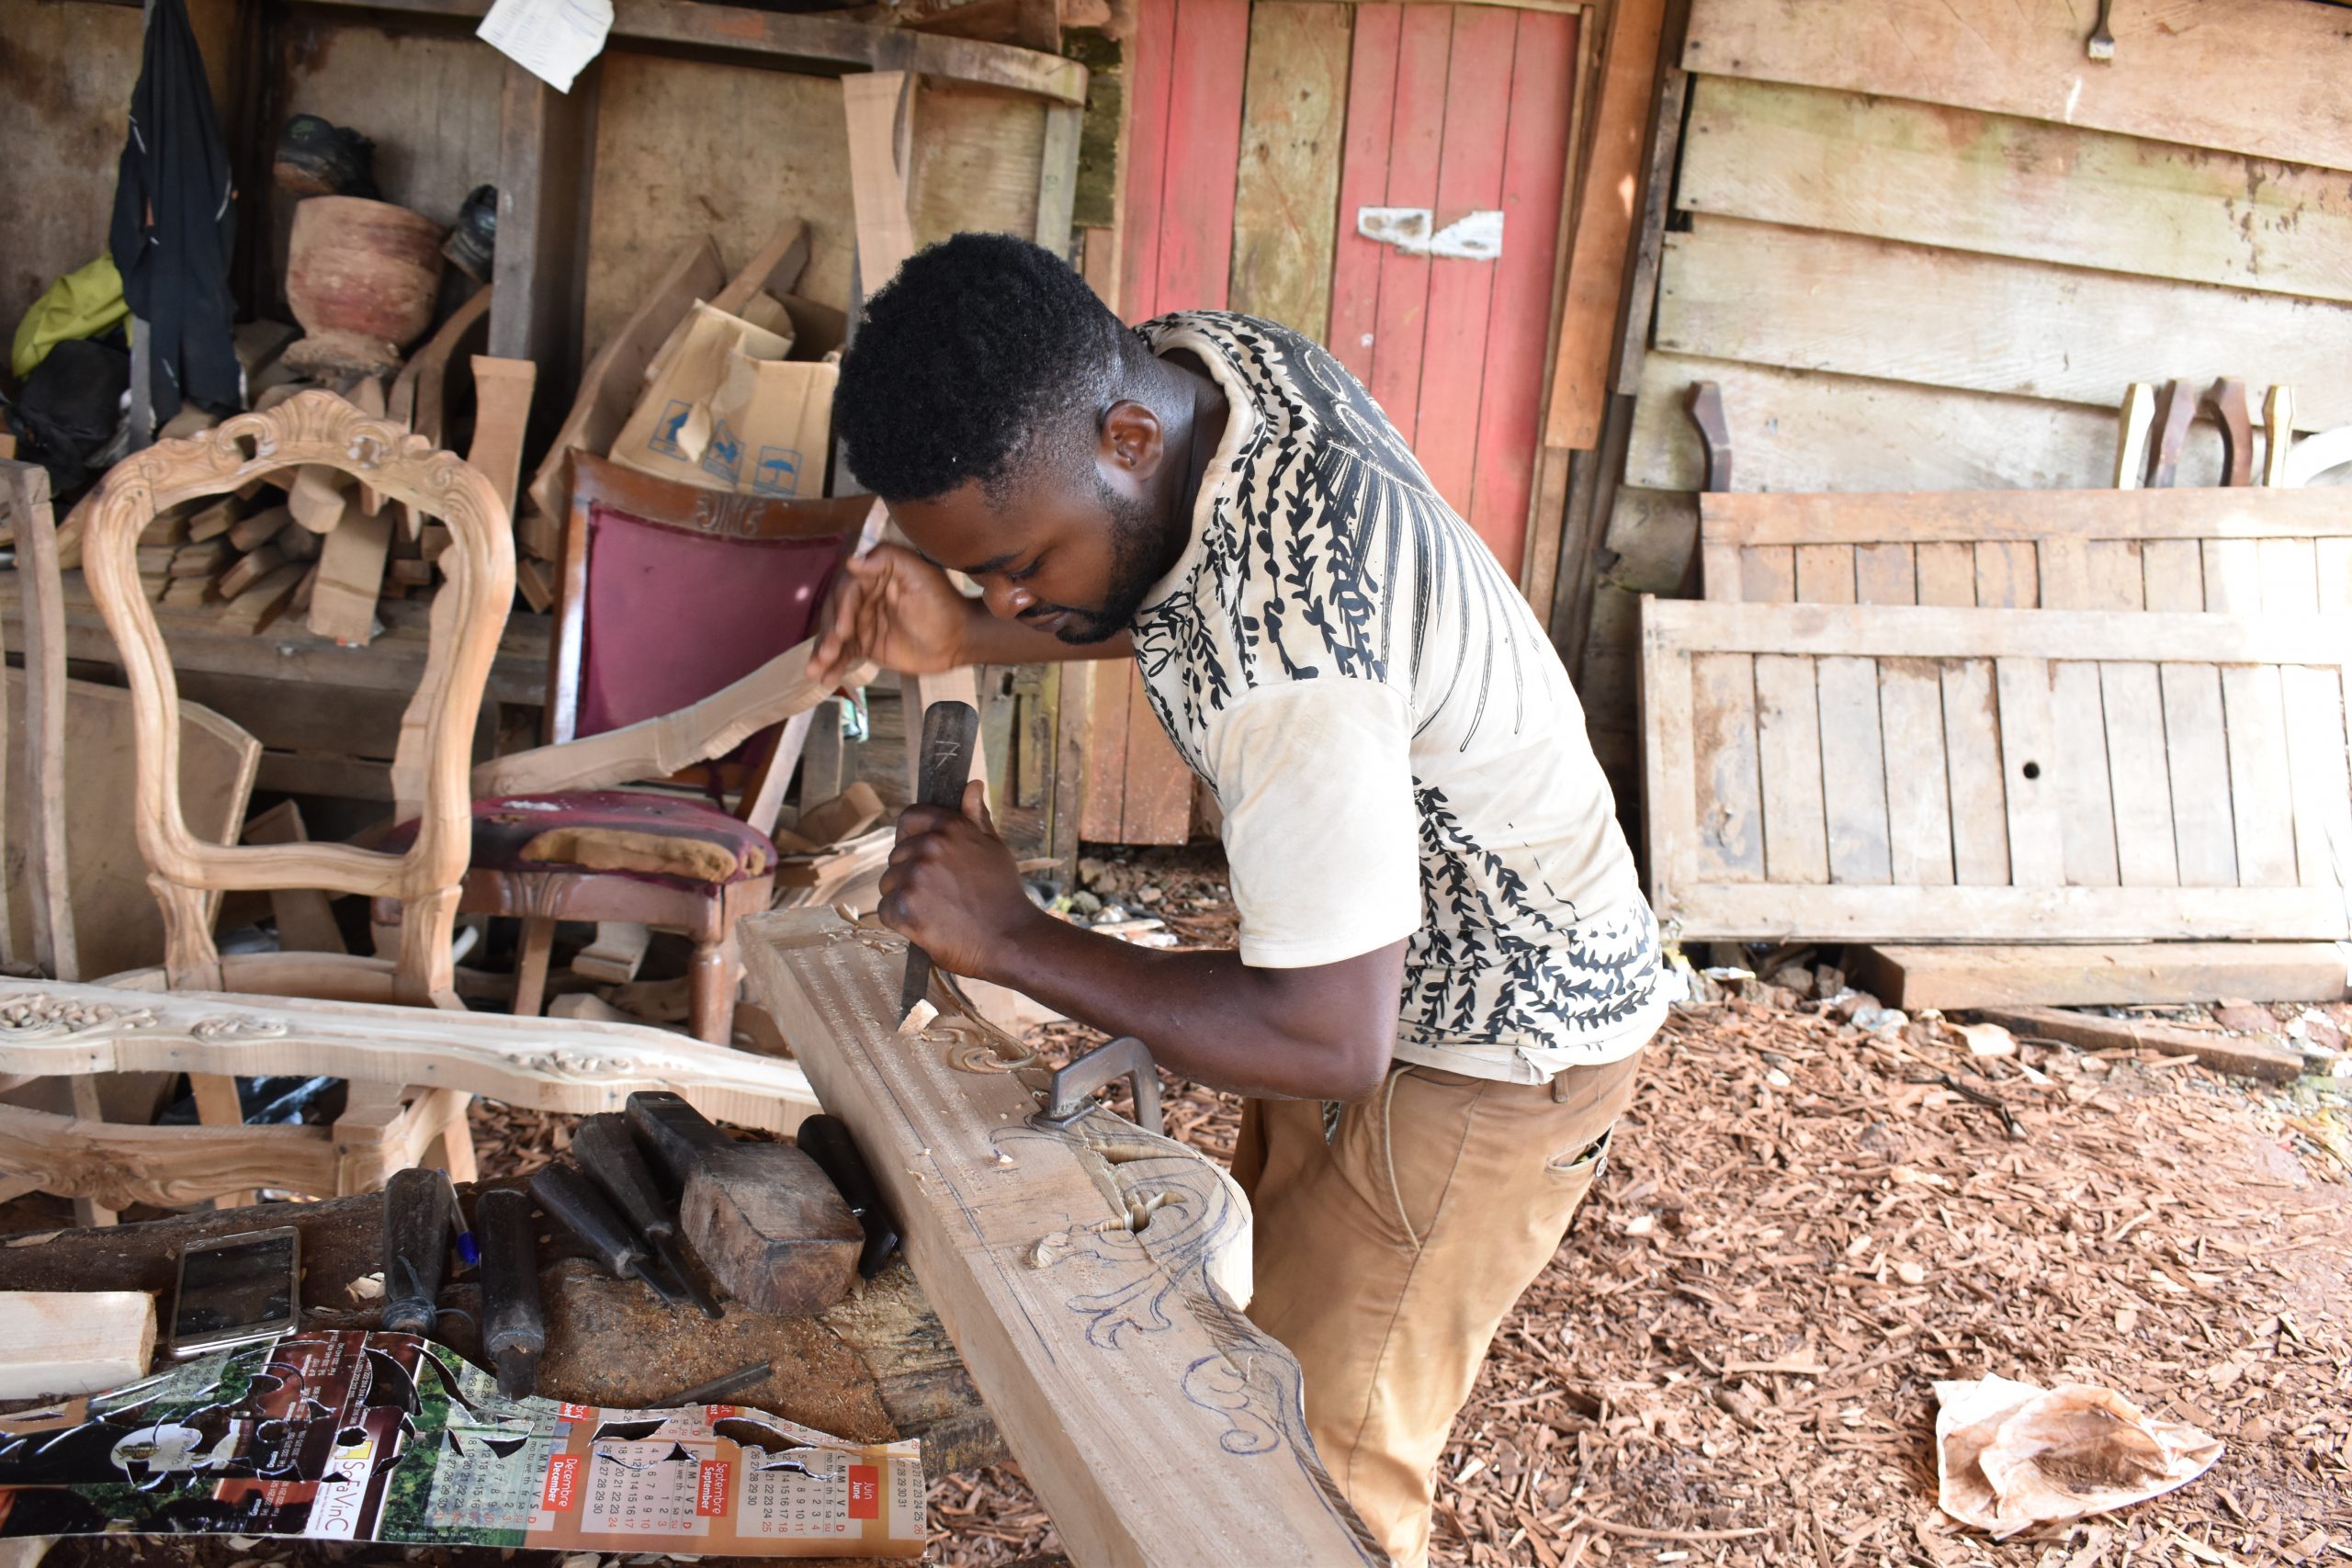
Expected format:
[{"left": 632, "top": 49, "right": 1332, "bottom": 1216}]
[
  {"left": 226, "top": 503, "right": 292, "bottom": 553},
  {"left": 547, "top": 991, "right": 641, "bottom": 1024},
  {"left": 2111, "top": 383, "right": 2155, "bottom": 491},
  {"left": 168, "top": 538, "right": 232, "bottom": 578},
  {"left": 795, "top": 781, "right": 886, "bottom": 848},
  {"left": 159, "top": 576, "right": 213, "bottom": 608},
  {"left": 1624, "top": 353, "right": 2245, "bottom": 495},
  {"left": 473, "top": 638, "right": 874, "bottom": 797},
  {"left": 1227, "top": 1, "right": 1352, "bottom": 343},
  {"left": 1849, "top": 942, "right": 2351, "bottom": 1012},
  {"left": 216, "top": 543, "right": 286, "bottom": 600},
  {"left": 1545, "top": 0, "right": 1666, "bottom": 449},
  {"left": 3, "top": 462, "right": 78, "bottom": 982},
  {"left": 571, "top": 921, "right": 652, "bottom": 985},
  {"left": 2264, "top": 384, "right": 2295, "bottom": 487},
  {"left": 1971, "top": 1004, "right": 2308, "bottom": 1083},
  {"left": 739, "top": 909, "right": 1384, "bottom": 1567},
  {"left": 0, "top": 977, "right": 820, "bottom": 1133},
  {"left": 387, "top": 285, "right": 494, "bottom": 445},
  {"left": 307, "top": 502, "right": 392, "bottom": 645},
  {"left": 1640, "top": 596, "right": 2352, "bottom": 943},
  {"left": 1656, "top": 217, "right": 2352, "bottom": 429},
  {"left": 286, "top": 463, "right": 350, "bottom": 533},
  {"left": 465, "top": 355, "right": 537, "bottom": 520},
  {"left": 0, "top": 1291, "right": 155, "bottom": 1399},
  {"left": 241, "top": 799, "right": 348, "bottom": 958},
  {"left": 1677, "top": 75, "right": 2352, "bottom": 306},
  {"left": 844, "top": 72, "right": 921, "bottom": 290},
  {"left": 214, "top": 563, "right": 309, "bottom": 636},
  {"left": 1681, "top": 0, "right": 2352, "bottom": 175}
]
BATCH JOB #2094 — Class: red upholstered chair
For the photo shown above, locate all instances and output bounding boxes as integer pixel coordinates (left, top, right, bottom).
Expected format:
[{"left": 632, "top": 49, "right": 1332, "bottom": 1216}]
[{"left": 438, "top": 454, "right": 876, "bottom": 1043}]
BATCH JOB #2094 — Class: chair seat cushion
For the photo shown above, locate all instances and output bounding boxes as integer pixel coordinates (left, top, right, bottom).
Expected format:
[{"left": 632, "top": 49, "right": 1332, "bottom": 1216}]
[{"left": 390, "top": 792, "right": 777, "bottom": 888}]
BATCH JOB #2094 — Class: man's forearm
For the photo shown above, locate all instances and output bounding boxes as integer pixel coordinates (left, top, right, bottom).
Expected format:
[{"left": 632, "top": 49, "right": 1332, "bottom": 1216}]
[
  {"left": 958, "top": 599, "right": 1134, "bottom": 665},
  {"left": 980, "top": 917, "right": 1397, "bottom": 1101}
]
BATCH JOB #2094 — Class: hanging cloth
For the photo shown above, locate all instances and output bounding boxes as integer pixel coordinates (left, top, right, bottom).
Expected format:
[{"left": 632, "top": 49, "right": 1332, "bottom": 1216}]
[{"left": 108, "top": 0, "right": 242, "bottom": 425}]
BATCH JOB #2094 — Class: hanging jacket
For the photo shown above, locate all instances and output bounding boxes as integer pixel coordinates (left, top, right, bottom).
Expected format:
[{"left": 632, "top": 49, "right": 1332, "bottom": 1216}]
[{"left": 108, "top": 0, "right": 242, "bottom": 425}]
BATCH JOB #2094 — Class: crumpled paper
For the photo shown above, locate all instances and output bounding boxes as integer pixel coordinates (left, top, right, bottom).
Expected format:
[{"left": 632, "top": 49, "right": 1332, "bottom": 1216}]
[{"left": 1935, "top": 1375, "right": 2222, "bottom": 1539}]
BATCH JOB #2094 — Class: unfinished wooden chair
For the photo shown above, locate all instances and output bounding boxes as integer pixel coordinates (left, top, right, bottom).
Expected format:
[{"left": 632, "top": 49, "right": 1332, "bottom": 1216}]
[
  {"left": 423, "top": 453, "right": 876, "bottom": 1044},
  {"left": 47, "top": 389, "right": 522, "bottom": 1204}
]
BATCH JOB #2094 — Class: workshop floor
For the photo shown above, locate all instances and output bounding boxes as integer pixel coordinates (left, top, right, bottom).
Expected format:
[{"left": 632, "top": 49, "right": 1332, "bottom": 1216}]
[{"left": 933, "top": 849, "right": 2352, "bottom": 1568}]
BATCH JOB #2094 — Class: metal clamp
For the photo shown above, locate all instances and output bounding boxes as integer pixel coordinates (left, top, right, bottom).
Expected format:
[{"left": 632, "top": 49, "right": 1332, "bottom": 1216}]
[{"left": 1040, "top": 1036, "right": 1161, "bottom": 1138}]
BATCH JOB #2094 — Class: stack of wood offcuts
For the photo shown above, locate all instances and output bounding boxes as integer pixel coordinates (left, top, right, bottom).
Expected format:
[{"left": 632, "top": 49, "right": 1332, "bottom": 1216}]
[{"left": 1637, "top": 434, "right": 2352, "bottom": 1014}]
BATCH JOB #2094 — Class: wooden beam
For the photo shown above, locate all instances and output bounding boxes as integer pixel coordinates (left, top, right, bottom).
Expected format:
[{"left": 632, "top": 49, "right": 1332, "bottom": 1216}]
[
  {"left": 1544, "top": 0, "right": 1666, "bottom": 448},
  {"left": 466, "top": 355, "right": 539, "bottom": 521},
  {"left": 0, "top": 978, "right": 820, "bottom": 1133},
  {"left": 0, "top": 1291, "right": 155, "bottom": 1399},
  {"left": 1698, "top": 486, "right": 2352, "bottom": 547},
  {"left": 1680, "top": 0, "right": 2352, "bottom": 176},
  {"left": 1677, "top": 75, "right": 2352, "bottom": 305},
  {"left": 1848, "top": 942, "right": 2350, "bottom": 1012},
  {"left": 1971, "top": 1005, "right": 2308, "bottom": 1084},
  {"left": 1655, "top": 217, "right": 2352, "bottom": 429},
  {"left": 738, "top": 908, "right": 1384, "bottom": 1568},
  {"left": 1624, "top": 353, "right": 2244, "bottom": 495},
  {"left": 3, "top": 462, "right": 77, "bottom": 982}
]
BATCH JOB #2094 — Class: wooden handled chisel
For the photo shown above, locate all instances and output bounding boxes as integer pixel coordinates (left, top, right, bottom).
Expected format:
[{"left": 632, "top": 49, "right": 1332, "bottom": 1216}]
[{"left": 899, "top": 697, "right": 980, "bottom": 1021}]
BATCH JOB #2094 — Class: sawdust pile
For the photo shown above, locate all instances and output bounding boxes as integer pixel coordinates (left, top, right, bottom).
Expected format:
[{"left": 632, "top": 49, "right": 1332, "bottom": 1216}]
[{"left": 928, "top": 860, "right": 2352, "bottom": 1565}]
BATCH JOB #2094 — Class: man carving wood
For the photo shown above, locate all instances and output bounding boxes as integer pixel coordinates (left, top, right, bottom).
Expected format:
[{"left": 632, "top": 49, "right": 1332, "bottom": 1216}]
[{"left": 811, "top": 233, "right": 1672, "bottom": 1568}]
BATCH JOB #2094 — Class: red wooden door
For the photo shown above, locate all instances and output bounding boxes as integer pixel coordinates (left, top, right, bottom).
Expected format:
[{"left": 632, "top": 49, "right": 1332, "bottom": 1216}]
[{"left": 1089, "top": 0, "right": 1578, "bottom": 843}]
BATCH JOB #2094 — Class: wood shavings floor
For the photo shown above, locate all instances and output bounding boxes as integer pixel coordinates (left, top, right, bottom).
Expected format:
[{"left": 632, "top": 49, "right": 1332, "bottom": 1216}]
[{"left": 928, "top": 863, "right": 2352, "bottom": 1567}]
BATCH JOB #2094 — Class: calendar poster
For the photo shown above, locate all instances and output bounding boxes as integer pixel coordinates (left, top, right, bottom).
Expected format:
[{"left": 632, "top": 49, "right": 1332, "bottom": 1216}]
[{"left": 0, "top": 1330, "right": 923, "bottom": 1558}]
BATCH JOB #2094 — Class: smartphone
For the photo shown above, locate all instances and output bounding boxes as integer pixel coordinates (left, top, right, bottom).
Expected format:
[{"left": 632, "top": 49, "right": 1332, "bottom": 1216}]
[{"left": 170, "top": 1226, "right": 301, "bottom": 1358}]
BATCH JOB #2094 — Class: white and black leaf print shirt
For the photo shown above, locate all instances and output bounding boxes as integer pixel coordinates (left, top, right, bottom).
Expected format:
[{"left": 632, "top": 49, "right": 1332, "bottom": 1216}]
[{"left": 1127, "top": 311, "right": 1670, "bottom": 1082}]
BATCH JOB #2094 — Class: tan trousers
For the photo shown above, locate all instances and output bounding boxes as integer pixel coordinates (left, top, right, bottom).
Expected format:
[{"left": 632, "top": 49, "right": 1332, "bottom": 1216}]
[{"left": 1232, "top": 1049, "right": 1645, "bottom": 1568}]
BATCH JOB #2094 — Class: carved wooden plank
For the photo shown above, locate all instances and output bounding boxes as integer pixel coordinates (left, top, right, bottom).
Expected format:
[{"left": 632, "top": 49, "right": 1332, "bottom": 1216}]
[
  {"left": 472, "top": 639, "right": 876, "bottom": 797},
  {"left": 738, "top": 909, "right": 1384, "bottom": 1568},
  {"left": 0, "top": 980, "right": 819, "bottom": 1134},
  {"left": 1640, "top": 597, "right": 2352, "bottom": 942}
]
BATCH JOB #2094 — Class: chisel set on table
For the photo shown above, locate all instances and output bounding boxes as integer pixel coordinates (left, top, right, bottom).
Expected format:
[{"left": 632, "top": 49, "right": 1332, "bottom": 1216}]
[{"left": 382, "top": 1092, "right": 899, "bottom": 1401}]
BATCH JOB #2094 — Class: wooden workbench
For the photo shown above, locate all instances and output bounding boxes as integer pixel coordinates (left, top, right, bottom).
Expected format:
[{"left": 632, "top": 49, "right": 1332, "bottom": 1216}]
[
  {"left": 0, "top": 1182, "right": 1004, "bottom": 1567},
  {"left": 0, "top": 571, "right": 549, "bottom": 803}
]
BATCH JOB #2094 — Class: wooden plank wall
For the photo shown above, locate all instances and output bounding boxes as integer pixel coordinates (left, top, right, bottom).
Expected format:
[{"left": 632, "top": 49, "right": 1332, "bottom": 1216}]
[
  {"left": 1570, "top": 0, "right": 2352, "bottom": 792},
  {"left": 0, "top": 0, "right": 241, "bottom": 337}
]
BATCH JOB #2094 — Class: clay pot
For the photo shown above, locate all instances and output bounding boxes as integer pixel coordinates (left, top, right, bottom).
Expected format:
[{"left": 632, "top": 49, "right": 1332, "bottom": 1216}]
[{"left": 283, "top": 196, "right": 446, "bottom": 377}]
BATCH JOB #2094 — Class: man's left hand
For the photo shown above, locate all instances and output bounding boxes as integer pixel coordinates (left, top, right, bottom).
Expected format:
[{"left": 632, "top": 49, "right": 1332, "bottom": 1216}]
[{"left": 877, "top": 780, "right": 1038, "bottom": 981}]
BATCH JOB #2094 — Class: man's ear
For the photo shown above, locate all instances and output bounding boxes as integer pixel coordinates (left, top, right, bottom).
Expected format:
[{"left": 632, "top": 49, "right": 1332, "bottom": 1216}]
[{"left": 1100, "top": 400, "right": 1167, "bottom": 478}]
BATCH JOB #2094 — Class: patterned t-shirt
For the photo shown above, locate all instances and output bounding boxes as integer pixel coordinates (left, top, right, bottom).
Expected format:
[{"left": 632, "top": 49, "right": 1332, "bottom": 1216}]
[{"left": 1127, "top": 311, "right": 1668, "bottom": 1081}]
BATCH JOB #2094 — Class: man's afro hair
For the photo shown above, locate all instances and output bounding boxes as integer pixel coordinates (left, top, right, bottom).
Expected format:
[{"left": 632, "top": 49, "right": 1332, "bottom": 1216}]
[{"left": 834, "top": 231, "right": 1135, "bottom": 503}]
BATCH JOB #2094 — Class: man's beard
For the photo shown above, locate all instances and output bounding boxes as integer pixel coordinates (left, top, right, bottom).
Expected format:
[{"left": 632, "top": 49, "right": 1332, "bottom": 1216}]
[{"left": 1024, "top": 476, "right": 1174, "bottom": 645}]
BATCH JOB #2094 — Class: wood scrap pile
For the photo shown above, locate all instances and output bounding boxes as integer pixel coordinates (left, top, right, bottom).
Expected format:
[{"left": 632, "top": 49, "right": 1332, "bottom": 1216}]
[{"left": 922, "top": 885, "right": 2352, "bottom": 1566}]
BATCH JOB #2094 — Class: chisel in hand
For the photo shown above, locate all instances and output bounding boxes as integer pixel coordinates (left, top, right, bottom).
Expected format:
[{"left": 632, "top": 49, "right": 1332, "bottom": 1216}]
[
  {"left": 528, "top": 1161, "right": 685, "bottom": 1309},
  {"left": 899, "top": 697, "right": 980, "bottom": 1021},
  {"left": 571, "top": 1112, "right": 724, "bottom": 1318}
]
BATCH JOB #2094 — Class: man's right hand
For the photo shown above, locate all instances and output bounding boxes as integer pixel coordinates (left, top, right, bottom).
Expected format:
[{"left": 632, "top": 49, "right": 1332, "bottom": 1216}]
[{"left": 808, "top": 544, "right": 974, "bottom": 687}]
